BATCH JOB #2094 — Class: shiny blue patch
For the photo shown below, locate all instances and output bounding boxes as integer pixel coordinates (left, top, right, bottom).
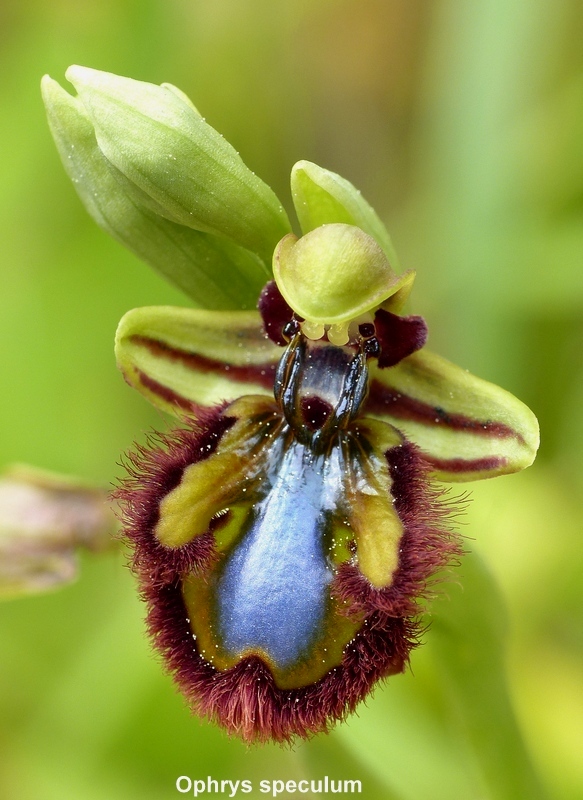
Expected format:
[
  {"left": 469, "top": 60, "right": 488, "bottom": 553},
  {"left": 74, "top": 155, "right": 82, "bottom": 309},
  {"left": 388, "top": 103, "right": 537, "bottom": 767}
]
[{"left": 217, "top": 440, "right": 338, "bottom": 668}]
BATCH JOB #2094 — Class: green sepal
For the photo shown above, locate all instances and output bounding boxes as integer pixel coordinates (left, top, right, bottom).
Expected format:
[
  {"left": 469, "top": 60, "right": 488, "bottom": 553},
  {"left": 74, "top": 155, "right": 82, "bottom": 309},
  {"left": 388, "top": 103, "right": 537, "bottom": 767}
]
[
  {"left": 64, "top": 66, "right": 291, "bottom": 264},
  {"left": 291, "top": 160, "right": 400, "bottom": 269},
  {"left": 42, "top": 75, "right": 268, "bottom": 310},
  {"left": 365, "top": 349, "right": 539, "bottom": 482},
  {"left": 115, "top": 306, "right": 280, "bottom": 417}
]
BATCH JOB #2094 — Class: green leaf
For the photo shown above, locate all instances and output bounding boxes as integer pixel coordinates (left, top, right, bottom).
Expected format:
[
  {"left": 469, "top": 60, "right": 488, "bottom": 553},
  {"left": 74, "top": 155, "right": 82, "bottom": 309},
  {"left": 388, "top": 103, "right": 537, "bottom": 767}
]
[
  {"left": 115, "top": 306, "right": 280, "bottom": 416},
  {"left": 365, "top": 349, "right": 539, "bottom": 482},
  {"left": 429, "top": 550, "right": 549, "bottom": 800},
  {"left": 291, "top": 160, "right": 400, "bottom": 268},
  {"left": 300, "top": 734, "right": 405, "bottom": 800},
  {"left": 42, "top": 75, "right": 269, "bottom": 310},
  {"left": 64, "top": 66, "right": 291, "bottom": 264}
]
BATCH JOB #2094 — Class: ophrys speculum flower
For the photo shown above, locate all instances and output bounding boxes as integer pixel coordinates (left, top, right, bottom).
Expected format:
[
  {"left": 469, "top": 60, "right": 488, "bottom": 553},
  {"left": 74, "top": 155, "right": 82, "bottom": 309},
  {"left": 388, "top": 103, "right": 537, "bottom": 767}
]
[{"left": 42, "top": 67, "right": 539, "bottom": 742}]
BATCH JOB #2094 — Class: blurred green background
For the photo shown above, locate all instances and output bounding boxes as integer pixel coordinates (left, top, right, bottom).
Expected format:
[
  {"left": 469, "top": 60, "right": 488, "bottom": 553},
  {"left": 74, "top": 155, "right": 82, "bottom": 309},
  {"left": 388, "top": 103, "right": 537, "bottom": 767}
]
[{"left": 1, "top": 1, "right": 582, "bottom": 798}]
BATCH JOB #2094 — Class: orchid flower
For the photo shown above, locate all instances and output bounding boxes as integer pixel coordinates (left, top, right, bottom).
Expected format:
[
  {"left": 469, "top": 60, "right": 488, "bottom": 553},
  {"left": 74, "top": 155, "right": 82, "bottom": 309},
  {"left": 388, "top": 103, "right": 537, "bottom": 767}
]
[{"left": 42, "top": 67, "right": 539, "bottom": 743}]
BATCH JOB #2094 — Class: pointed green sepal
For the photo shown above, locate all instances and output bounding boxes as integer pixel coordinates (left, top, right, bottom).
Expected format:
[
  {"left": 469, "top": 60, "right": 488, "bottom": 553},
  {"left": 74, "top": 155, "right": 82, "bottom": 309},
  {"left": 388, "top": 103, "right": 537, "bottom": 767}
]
[
  {"left": 63, "top": 66, "right": 291, "bottom": 264},
  {"left": 365, "top": 350, "right": 539, "bottom": 482},
  {"left": 42, "top": 75, "right": 269, "bottom": 310},
  {"left": 291, "top": 160, "right": 400, "bottom": 269},
  {"left": 115, "top": 306, "right": 280, "bottom": 417}
]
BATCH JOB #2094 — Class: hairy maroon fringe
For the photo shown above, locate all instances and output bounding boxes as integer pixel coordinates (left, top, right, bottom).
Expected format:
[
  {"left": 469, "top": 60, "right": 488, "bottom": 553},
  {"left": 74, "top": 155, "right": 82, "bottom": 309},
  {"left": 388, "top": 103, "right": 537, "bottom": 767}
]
[
  {"left": 115, "top": 412, "right": 459, "bottom": 742},
  {"left": 113, "top": 406, "right": 234, "bottom": 584},
  {"left": 333, "top": 441, "right": 464, "bottom": 619},
  {"left": 144, "top": 577, "right": 418, "bottom": 744}
]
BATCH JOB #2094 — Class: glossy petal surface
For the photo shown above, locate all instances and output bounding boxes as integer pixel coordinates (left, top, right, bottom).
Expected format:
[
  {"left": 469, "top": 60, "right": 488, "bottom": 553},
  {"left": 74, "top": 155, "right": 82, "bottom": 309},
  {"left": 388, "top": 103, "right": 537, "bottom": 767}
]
[
  {"left": 365, "top": 349, "right": 539, "bottom": 481},
  {"left": 217, "top": 440, "right": 335, "bottom": 669}
]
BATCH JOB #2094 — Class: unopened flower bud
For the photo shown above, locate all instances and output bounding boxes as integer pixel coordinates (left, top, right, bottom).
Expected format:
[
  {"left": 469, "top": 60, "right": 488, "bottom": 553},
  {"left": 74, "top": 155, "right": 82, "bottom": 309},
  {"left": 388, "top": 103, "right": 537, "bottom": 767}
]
[
  {"left": 62, "top": 66, "right": 290, "bottom": 263},
  {"left": 0, "top": 465, "right": 116, "bottom": 600}
]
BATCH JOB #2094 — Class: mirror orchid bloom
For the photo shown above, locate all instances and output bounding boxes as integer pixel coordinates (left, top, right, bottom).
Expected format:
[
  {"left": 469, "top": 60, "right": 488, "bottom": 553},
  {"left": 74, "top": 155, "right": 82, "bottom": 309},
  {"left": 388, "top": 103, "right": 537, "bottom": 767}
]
[{"left": 42, "top": 67, "right": 539, "bottom": 743}]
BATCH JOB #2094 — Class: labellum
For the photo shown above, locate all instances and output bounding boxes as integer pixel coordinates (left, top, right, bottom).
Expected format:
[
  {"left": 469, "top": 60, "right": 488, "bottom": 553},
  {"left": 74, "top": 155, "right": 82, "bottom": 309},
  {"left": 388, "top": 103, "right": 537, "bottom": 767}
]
[{"left": 42, "top": 67, "right": 539, "bottom": 743}]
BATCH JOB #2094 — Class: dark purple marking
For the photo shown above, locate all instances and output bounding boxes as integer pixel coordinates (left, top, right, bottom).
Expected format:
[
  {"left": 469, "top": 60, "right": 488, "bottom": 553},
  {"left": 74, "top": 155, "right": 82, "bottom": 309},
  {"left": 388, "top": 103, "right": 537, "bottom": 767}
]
[
  {"left": 358, "top": 322, "right": 376, "bottom": 338},
  {"left": 258, "top": 280, "right": 294, "bottom": 346},
  {"left": 374, "top": 308, "right": 428, "bottom": 369},
  {"left": 137, "top": 369, "right": 199, "bottom": 413},
  {"left": 299, "top": 395, "right": 333, "bottom": 431},
  {"left": 282, "top": 319, "right": 300, "bottom": 340},
  {"left": 425, "top": 455, "right": 507, "bottom": 474},
  {"left": 130, "top": 335, "right": 276, "bottom": 389},
  {"left": 366, "top": 380, "right": 522, "bottom": 441},
  {"left": 363, "top": 337, "right": 381, "bottom": 358}
]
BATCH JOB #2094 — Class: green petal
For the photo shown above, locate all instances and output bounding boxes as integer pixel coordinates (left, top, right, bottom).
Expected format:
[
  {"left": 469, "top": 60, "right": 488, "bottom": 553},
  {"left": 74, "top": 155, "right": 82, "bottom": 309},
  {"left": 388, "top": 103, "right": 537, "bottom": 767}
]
[
  {"left": 291, "top": 160, "right": 400, "bottom": 268},
  {"left": 154, "top": 396, "right": 276, "bottom": 547},
  {"left": 344, "top": 419, "right": 406, "bottom": 588},
  {"left": 115, "top": 306, "right": 281, "bottom": 416},
  {"left": 64, "top": 66, "right": 291, "bottom": 264},
  {"left": 42, "top": 75, "right": 269, "bottom": 310},
  {"left": 365, "top": 349, "right": 539, "bottom": 482}
]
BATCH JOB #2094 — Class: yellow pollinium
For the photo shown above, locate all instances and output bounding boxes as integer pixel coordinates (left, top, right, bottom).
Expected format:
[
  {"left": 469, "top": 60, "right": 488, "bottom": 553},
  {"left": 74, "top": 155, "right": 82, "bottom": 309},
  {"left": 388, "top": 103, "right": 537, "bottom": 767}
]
[{"left": 273, "top": 223, "right": 414, "bottom": 331}]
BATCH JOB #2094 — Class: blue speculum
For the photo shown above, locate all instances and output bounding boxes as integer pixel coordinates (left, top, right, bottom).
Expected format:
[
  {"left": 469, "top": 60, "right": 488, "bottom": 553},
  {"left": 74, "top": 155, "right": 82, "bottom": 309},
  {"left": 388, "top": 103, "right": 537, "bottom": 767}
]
[{"left": 217, "top": 440, "right": 337, "bottom": 668}]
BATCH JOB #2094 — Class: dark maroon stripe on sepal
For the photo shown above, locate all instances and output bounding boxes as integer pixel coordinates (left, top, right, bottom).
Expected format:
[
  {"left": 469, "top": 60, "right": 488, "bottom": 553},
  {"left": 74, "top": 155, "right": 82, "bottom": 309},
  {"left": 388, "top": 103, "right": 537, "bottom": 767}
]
[
  {"left": 366, "top": 379, "right": 522, "bottom": 441},
  {"left": 130, "top": 335, "right": 277, "bottom": 388},
  {"left": 136, "top": 369, "right": 200, "bottom": 414},
  {"left": 425, "top": 455, "right": 507, "bottom": 475},
  {"left": 374, "top": 308, "right": 428, "bottom": 368}
]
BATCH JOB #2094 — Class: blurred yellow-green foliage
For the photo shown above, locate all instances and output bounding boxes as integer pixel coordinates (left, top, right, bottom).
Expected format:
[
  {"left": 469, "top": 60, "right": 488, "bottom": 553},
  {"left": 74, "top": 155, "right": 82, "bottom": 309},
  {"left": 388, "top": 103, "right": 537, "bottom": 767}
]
[{"left": 1, "top": 1, "right": 582, "bottom": 799}]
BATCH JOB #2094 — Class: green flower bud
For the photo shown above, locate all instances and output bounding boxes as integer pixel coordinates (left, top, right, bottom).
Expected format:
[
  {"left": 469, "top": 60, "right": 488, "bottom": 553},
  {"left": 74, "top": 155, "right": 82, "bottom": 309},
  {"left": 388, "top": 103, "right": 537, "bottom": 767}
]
[
  {"left": 0, "top": 465, "right": 116, "bottom": 600},
  {"left": 273, "top": 224, "right": 412, "bottom": 340},
  {"left": 55, "top": 66, "right": 291, "bottom": 264},
  {"left": 42, "top": 74, "right": 270, "bottom": 309}
]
